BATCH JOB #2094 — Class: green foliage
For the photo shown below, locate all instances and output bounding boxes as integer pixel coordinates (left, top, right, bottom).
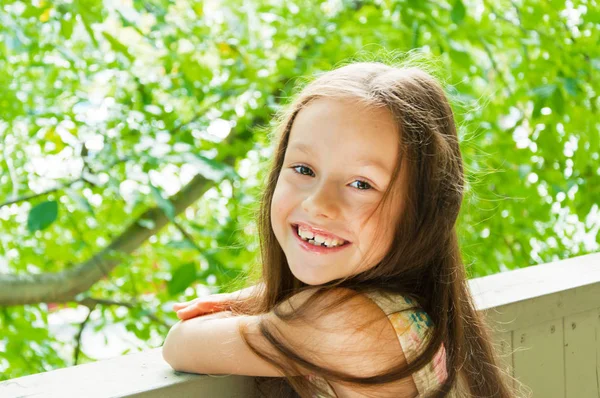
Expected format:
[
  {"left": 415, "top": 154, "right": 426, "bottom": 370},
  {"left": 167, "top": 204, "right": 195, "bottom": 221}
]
[{"left": 0, "top": 0, "right": 598, "bottom": 381}]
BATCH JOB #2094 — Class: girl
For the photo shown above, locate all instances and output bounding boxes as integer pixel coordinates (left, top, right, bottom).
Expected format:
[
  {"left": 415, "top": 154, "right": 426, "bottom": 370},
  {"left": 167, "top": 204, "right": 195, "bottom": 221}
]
[{"left": 163, "top": 61, "right": 518, "bottom": 397}]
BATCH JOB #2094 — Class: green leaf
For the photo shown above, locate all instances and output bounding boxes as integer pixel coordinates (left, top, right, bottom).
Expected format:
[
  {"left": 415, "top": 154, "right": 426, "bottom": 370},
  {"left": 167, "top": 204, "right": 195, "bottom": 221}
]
[
  {"left": 518, "top": 164, "right": 532, "bottom": 179},
  {"left": 101, "top": 32, "right": 134, "bottom": 62},
  {"left": 563, "top": 78, "right": 578, "bottom": 96},
  {"left": 532, "top": 97, "right": 544, "bottom": 118},
  {"left": 115, "top": 10, "right": 145, "bottom": 37},
  {"left": 79, "top": 10, "right": 99, "bottom": 47},
  {"left": 150, "top": 184, "right": 175, "bottom": 220},
  {"left": 531, "top": 84, "right": 557, "bottom": 99},
  {"left": 168, "top": 263, "right": 197, "bottom": 296},
  {"left": 448, "top": 40, "right": 471, "bottom": 65},
  {"left": 451, "top": 0, "right": 466, "bottom": 24},
  {"left": 27, "top": 201, "right": 59, "bottom": 232},
  {"left": 552, "top": 88, "right": 565, "bottom": 116},
  {"left": 60, "top": 19, "right": 74, "bottom": 39}
]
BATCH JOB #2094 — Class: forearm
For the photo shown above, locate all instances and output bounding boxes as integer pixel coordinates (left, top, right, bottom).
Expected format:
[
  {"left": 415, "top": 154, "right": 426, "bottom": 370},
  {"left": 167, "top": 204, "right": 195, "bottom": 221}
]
[{"left": 162, "top": 311, "right": 282, "bottom": 377}]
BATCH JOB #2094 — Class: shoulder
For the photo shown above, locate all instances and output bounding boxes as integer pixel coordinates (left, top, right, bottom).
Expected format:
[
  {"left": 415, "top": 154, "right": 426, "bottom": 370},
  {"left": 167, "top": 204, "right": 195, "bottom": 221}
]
[
  {"left": 266, "top": 288, "right": 419, "bottom": 393},
  {"left": 267, "top": 288, "right": 421, "bottom": 396},
  {"left": 271, "top": 287, "right": 398, "bottom": 340},
  {"left": 267, "top": 287, "right": 399, "bottom": 359},
  {"left": 365, "top": 291, "right": 438, "bottom": 362}
]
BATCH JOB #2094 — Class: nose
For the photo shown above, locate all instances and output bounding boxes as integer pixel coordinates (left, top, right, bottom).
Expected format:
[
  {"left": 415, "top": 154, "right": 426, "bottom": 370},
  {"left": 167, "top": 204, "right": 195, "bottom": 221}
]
[{"left": 301, "top": 180, "right": 341, "bottom": 220}]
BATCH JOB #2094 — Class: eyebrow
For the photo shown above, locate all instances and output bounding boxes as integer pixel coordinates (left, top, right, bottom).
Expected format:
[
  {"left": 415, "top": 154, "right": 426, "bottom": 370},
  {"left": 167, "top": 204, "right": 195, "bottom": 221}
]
[{"left": 288, "top": 142, "right": 392, "bottom": 175}]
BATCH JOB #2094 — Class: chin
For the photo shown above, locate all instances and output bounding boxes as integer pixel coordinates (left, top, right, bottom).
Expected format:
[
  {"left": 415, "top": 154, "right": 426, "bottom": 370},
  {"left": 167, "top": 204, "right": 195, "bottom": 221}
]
[{"left": 287, "top": 262, "right": 331, "bottom": 286}]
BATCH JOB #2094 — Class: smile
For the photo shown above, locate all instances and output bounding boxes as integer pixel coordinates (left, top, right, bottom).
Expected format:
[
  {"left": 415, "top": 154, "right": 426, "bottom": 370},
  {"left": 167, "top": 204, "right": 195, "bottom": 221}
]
[{"left": 291, "top": 224, "right": 351, "bottom": 255}]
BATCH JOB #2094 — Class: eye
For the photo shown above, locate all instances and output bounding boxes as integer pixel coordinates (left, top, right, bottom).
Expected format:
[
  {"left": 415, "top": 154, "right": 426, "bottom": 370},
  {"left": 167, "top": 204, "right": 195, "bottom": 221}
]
[
  {"left": 291, "top": 165, "right": 374, "bottom": 191},
  {"left": 350, "top": 180, "right": 373, "bottom": 190},
  {"left": 292, "top": 165, "right": 315, "bottom": 177}
]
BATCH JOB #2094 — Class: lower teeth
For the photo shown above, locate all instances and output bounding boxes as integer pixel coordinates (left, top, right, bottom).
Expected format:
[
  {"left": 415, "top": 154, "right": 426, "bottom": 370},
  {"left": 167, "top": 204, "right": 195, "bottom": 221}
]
[{"left": 307, "top": 239, "right": 338, "bottom": 248}]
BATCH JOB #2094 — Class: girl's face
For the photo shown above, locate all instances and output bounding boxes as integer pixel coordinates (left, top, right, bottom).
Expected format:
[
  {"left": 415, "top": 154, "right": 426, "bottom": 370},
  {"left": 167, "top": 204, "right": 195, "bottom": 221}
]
[{"left": 271, "top": 97, "right": 406, "bottom": 285}]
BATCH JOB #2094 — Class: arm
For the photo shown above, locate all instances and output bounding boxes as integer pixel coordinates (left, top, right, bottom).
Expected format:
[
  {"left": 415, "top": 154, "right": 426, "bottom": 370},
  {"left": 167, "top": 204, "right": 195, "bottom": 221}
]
[
  {"left": 162, "top": 310, "right": 283, "bottom": 376},
  {"left": 162, "top": 288, "right": 418, "bottom": 396}
]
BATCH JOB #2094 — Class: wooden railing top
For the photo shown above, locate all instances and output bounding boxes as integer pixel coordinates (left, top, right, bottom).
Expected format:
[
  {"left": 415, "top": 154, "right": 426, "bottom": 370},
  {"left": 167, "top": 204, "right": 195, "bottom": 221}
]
[
  {"left": 469, "top": 252, "right": 600, "bottom": 331},
  {"left": 0, "top": 347, "right": 257, "bottom": 398}
]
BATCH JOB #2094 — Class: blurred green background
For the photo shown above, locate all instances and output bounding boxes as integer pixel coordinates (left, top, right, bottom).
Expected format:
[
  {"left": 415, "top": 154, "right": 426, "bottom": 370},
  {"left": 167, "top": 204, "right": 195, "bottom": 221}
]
[{"left": 0, "top": 0, "right": 598, "bottom": 381}]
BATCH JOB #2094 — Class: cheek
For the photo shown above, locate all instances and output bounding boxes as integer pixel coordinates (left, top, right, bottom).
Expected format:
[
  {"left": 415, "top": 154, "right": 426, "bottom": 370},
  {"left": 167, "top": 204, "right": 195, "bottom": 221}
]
[
  {"left": 355, "top": 204, "right": 396, "bottom": 247},
  {"left": 271, "top": 182, "right": 287, "bottom": 215},
  {"left": 270, "top": 180, "right": 294, "bottom": 232}
]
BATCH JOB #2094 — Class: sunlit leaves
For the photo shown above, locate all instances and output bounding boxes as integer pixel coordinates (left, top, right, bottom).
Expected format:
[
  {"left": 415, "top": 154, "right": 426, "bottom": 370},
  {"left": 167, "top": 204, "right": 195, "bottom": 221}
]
[{"left": 1, "top": 0, "right": 599, "bottom": 383}]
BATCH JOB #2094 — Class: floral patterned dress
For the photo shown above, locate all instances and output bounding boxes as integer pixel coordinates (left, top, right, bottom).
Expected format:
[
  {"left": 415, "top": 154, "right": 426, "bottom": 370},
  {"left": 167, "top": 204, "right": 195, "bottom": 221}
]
[{"left": 306, "top": 290, "right": 448, "bottom": 397}]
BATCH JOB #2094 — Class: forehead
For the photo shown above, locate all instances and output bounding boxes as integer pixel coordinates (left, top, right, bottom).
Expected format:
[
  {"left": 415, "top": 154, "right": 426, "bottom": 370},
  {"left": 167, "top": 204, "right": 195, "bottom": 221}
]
[{"left": 287, "top": 98, "right": 399, "bottom": 172}]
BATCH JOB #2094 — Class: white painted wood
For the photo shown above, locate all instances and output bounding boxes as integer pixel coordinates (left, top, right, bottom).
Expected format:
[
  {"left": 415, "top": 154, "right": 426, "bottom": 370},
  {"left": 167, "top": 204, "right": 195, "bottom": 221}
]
[
  {"left": 469, "top": 252, "right": 600, "bottom": 311},
  {"left": 513, "top": 318, "right": 564, "bottom": 398},
  {"left": 0, "top": 348, "right": 257, "bottom": 398},
  {"left": 597, "top": 307, "right": 600, "bottom": 397},
  {"left": 597, "top": 307, "right": 600, "bottom": 398},
  {"left": 471, "top": 252, "right": 600, "bottom": 331},
  {"left": 480, "top": 282, "right": 599, "bottom": 332},
  {"left": 492, "top": 331, "right": 514, "bottom": 391},
  {"left": 564, "top": 308, "right": 600, "bottom": 398}
]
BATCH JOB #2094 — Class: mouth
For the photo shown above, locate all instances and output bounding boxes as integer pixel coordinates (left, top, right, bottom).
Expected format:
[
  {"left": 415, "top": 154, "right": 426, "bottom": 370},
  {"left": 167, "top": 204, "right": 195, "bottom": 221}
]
[{"left": 291, "top": 224, "right": 351, "bottom": 250}]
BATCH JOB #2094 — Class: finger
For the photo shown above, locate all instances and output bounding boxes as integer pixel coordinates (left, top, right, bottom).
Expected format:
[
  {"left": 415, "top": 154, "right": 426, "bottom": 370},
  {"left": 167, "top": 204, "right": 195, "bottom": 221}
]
[
  {"left": 173, "top": 294, "right": 228, "bottom": 310},
  {"left": 186, "top": 300, "right": 227, "bottom": 312},
  {"left": 172, "top": 299, "right": 199, "bottom": 310},
  {"left": 176, "top": 303, "right": 214, "bottom": 316},
  {"left": 177, "top": 307, "right": 218, "bottom": 320},
  {"left": 176, "top": 306, "right": 204, "bottom": 318},
  {"left": 176, "top": 310, "right": 191, "bottom": 320},
  {"left": 173, "top": 302, "right": 190, "bottom": 310},
  {"left": 172, "top": 298, "right": 210, "bottom": 311}
]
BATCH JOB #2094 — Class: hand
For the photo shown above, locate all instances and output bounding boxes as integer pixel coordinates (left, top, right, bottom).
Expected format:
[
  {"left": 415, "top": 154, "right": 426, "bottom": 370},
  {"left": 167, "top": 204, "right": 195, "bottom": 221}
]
[{"left": 172, "top": 293, "right": 233, "bottom": 321}]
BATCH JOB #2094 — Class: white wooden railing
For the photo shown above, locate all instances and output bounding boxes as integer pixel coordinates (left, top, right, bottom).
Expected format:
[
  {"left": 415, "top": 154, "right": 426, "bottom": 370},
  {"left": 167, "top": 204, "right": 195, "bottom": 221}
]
[
  {"left": 471, "top": 252, "right": 600, "bottom": 397},
  {"left": 1, "top": 252, "right": 599, "bottom": 397}
]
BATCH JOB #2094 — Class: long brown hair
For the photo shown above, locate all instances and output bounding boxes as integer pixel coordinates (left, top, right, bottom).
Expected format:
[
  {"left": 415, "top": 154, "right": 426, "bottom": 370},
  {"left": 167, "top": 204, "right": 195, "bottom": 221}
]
[{"left": 230, "top": 59, "right": 519, "bottom": 397}]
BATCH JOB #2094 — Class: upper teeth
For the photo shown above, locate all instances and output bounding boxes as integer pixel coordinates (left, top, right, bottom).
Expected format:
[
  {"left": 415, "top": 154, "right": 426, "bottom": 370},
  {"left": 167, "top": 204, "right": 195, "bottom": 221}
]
[{"left": 297, "top": 226, "right": 345, "bottom": 247}]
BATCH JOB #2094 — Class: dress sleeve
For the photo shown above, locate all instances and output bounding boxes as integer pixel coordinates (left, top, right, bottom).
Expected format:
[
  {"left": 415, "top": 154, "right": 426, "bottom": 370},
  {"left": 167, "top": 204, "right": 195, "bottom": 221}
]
[{"left": 388, "top": 307, "right": 448, "bottom": 396}]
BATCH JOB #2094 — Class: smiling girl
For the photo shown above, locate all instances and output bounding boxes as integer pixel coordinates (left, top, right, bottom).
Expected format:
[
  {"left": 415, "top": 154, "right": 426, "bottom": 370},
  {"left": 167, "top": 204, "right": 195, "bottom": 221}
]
[{"left": 163, "top": 61, "right": 517, "bottom": 397}]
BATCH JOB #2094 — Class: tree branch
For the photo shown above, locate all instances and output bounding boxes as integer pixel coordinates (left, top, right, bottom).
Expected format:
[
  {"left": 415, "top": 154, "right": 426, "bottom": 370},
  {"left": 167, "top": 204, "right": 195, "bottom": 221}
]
[
  {"left": 0, "top": 44, "right": 280, "bottom": 307},
  {"left": 0, "top": 171, "right": 214, "bottom": 306},
  {"left": 76, "top": 296, "right": 171, "bottom": 328},
  {"left": 479, "top": 37, "right": 514, "bottom": 97},
  {"left": 172, "top": 220, "right": 204, "bottom": 253},
  {"left": 0, "top": 156, "right": 130, "bottom": 209},
  {"left": 0, "top": 105, "right": 256, "bottom": 306},
  {"left": 0, "top": 177, "right": 84, "bottom": 209},
  {"left": 73, "top": 303, "right": 96, "bottom": 366}
]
